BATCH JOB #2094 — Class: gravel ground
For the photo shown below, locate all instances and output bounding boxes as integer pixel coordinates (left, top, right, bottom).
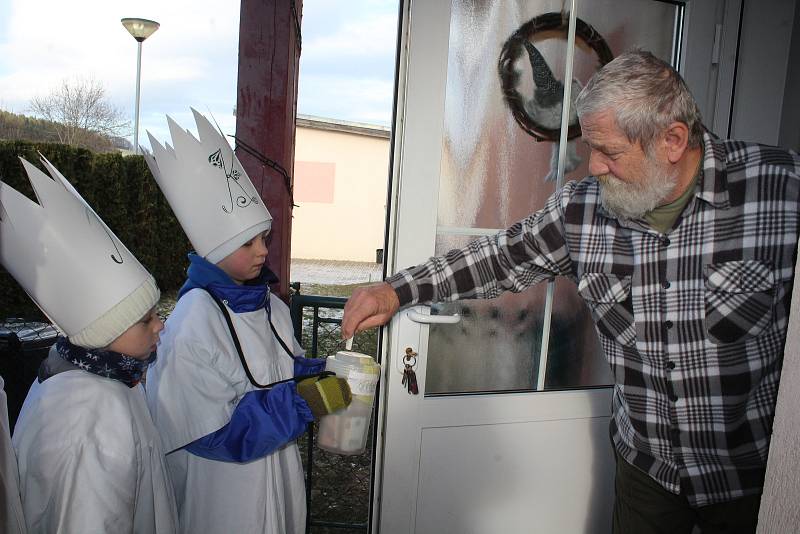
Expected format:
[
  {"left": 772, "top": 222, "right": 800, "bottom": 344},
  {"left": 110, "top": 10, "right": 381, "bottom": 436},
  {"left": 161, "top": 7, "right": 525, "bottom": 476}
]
[
  {"left": 290, "top": 259, "right": 383, "bottom": 285},
  {"left": 299, "top": 424, "right": 373, "bottom": 533}
]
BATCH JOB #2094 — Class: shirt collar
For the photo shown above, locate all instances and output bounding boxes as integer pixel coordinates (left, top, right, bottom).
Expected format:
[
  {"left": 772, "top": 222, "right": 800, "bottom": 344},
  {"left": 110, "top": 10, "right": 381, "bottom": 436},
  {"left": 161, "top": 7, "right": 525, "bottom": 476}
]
[
  {"left": 594, "top": 131, "right": 729, "bottom": 225},
  {"left": 695, "top": 131, "right": 731, "bottom": 210}
]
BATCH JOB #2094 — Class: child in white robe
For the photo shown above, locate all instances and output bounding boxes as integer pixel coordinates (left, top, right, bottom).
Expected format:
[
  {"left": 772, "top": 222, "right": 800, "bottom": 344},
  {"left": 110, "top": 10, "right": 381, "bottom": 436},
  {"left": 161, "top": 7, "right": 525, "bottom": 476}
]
[
  {"left": 0, "top": 156, "right": 178, "bottom": 533},
  {"left": 144, "top": 110, "right": 350, "bottom": 534},
  {"left": 0, "top": 375, "right": 26, "bottom": 534}
]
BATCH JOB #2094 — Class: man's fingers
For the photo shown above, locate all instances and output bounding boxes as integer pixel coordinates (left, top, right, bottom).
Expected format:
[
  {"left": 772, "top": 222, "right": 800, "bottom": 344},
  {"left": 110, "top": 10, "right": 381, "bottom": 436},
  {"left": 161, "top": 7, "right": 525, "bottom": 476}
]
[
  {"left": 342, "top": 282, "right": 399, "bottom": 339},
  {"left": 342, "top": 293, "right": 373, "bottom": 338},
  {"left": 341, "top": 311, "right": 363, "bottom": 340},
  {"left": 342, "top": 303, "right": 382, "bottom": 339},
  {"left": 351, "top": 311, "right": 396, "bottom": 336}
]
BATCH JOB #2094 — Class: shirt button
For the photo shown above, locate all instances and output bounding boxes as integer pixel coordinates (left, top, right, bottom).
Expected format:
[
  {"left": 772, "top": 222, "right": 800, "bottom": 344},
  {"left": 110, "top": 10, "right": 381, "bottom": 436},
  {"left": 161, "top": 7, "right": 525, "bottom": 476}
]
[
  {"left": 669, "top": 393, "right": 678, "bottom": 402},
  {"left": 665, "top": 320, "right": 674, "bottom": 329},
  {"left": 661, "top": 237, "right": 670, "bottom": 246},
  {"left": 662, "top": 281, "right": 671, "bottom": 289},
  {"left": 666, "top": 361, "right": 676, "bottom": 370}
]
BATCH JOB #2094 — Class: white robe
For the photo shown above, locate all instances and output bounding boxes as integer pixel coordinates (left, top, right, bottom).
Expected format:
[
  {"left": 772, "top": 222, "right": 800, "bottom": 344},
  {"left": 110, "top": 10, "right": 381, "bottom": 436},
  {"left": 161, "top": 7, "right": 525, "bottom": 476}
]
[
  {"left": 12, "top": 364, "right": 178, "bottom": 534},
  {"left": 1, "top": 375, "right": 27, "bottom": 534},
  {"left": 145, "top": 289, "right": 307, "bottom": 534}
]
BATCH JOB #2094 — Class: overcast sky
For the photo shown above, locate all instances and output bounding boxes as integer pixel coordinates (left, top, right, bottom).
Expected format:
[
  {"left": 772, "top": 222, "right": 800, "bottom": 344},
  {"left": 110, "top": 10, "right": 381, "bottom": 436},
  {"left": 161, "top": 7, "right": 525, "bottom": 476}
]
[{"left": 0, "top": 0, "right": 399, "bottom": 150}]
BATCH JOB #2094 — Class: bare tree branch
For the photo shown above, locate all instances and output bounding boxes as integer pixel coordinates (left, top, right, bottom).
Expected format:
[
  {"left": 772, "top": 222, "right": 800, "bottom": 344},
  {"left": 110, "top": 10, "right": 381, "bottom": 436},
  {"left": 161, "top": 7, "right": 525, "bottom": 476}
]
[{"left": 28, "top": 77, "right": 130, "bottom": 151}]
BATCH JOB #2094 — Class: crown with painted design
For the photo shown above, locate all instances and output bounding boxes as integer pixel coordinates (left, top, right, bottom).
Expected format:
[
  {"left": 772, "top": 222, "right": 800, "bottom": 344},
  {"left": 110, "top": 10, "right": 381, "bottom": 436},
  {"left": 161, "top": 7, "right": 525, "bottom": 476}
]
[
  {"left": 0, "top": 156, "right": 159, "bottom": 348},
  {"left": 144, "top": 109, "right": 272, "bottom": 263}
]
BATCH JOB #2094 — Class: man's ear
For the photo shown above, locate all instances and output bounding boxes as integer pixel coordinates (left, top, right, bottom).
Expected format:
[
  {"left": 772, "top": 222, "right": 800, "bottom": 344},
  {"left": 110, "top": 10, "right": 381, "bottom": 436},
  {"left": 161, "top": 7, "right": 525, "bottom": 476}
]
[{"left": 662, "top": 122, "right": 690, "bottom": 164}]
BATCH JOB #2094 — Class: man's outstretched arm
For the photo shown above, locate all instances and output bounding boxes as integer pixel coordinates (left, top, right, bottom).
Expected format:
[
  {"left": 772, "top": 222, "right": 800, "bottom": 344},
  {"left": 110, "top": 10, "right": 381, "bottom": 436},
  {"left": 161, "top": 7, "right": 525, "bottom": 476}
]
[
  {"left": 342, "top": 282, "right": 400, "bottom": 339},
  {"left": 342, "top": 185, "right": 576, "bottom": 339}
]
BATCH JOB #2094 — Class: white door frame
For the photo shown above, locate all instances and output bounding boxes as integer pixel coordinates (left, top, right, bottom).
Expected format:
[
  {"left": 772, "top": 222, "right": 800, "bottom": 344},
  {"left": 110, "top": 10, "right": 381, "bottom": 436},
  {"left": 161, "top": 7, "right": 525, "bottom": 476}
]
[{"left": 369, "top": 1, "right": 742, "bottom": 531}]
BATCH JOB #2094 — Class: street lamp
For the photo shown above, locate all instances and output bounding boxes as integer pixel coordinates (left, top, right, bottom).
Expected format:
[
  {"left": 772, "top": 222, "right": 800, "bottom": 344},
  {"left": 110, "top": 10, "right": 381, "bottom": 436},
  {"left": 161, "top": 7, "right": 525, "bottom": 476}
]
[{"left": 121, "top": 17, "right": 160, "bottom": 154}]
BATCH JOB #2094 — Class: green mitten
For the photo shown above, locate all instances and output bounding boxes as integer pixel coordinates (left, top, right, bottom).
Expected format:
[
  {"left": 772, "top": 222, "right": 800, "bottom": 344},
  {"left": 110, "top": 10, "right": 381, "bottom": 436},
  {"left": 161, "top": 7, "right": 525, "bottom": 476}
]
[{"left": 297, "top": 375, "right": 352, "bottom": 419}]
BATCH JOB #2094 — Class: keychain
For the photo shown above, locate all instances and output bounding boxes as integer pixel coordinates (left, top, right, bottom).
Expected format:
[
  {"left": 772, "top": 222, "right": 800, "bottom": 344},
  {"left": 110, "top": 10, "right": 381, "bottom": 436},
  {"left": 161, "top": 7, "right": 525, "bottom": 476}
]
[{"left": 401, "top": 347, "right": 419, "bottom": 395}]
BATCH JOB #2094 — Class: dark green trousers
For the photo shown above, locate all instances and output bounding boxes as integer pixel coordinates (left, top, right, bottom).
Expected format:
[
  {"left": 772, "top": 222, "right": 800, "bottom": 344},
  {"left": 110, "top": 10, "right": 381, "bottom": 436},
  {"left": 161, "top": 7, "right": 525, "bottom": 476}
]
[{"left": 612, "top": 453, "right": 761, "bottom": 534}]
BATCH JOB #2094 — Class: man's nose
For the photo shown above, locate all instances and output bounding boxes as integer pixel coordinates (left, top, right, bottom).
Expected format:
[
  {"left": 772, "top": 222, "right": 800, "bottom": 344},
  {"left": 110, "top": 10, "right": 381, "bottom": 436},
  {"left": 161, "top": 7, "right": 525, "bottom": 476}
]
[{"left": 588, "top": 151, "right": 608, "bottom": 177}]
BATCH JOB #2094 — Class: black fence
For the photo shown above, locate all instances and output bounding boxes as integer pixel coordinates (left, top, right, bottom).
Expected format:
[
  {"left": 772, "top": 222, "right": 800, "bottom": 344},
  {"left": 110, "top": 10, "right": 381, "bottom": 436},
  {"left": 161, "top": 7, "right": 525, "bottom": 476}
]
[
  {"left": 0, "top": 319, "right": 59, "bottom": 429},
  {"left": 289, "top": 286, "right": 377, "bottom": 534}
]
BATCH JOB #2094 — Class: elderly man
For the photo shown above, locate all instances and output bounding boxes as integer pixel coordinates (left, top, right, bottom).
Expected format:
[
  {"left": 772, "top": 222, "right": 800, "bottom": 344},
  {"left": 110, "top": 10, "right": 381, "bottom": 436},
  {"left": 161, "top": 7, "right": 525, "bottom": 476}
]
[{"left": 341, "top": 50, "right": 800, "bottom": 534}]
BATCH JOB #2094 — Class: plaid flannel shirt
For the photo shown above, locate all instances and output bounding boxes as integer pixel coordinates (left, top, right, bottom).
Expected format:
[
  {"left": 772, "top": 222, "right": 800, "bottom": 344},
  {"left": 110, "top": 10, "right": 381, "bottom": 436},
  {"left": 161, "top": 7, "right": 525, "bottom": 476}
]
[{"left": 387, "top": 133, "right": 800, "bottom": 506}]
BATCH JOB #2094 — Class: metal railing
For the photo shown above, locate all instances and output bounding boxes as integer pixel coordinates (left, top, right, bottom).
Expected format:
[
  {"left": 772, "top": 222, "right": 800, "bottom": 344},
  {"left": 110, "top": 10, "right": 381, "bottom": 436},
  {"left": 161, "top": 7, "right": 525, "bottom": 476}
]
[{"left": 290, "top": 285, "right": 376, "bottom": 534}]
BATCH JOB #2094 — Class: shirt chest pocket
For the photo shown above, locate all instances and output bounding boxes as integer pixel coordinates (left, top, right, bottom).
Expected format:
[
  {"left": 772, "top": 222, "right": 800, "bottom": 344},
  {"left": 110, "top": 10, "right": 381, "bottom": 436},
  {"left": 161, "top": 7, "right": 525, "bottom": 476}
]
[
  {"left": 704, "top": 260, "right": 777, "bottom": 344},
  {"left": 578, "top": 273, "right": 636, "bottom": 347}
]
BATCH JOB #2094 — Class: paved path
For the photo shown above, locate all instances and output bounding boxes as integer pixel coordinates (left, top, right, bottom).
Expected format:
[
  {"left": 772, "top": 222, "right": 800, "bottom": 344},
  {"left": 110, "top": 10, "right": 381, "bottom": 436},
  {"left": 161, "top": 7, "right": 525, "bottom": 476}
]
[{"left": 290, "top": 259, "right": 383, "bottom": 285}]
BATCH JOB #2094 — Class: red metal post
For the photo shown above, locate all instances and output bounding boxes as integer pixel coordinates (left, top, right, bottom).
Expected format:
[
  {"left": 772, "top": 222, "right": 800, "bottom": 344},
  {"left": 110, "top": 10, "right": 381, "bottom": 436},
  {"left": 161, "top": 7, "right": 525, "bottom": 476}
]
[{"left": 236, "top": 0, "right": 301, "bottom": 302}]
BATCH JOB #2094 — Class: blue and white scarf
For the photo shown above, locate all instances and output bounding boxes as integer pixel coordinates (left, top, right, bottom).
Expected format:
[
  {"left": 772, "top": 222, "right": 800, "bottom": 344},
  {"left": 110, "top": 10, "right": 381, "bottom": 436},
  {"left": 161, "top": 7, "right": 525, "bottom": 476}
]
[{"left": 40, "top": 336, "right": 156, "bottom": 388}]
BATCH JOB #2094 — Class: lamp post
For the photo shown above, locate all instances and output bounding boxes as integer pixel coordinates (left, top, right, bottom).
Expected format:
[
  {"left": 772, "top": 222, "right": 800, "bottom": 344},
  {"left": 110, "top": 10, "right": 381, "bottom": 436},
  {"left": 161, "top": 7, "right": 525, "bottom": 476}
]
[{"left": 121, "top": 18, "right": 160, "bottom": 154}]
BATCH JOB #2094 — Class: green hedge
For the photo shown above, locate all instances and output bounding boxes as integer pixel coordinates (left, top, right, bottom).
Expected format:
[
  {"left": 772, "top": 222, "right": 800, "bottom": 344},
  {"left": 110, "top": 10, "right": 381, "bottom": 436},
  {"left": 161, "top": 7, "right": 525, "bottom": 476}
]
[{"left": 0, "top": 141, "right": 192, "bottom": 320}]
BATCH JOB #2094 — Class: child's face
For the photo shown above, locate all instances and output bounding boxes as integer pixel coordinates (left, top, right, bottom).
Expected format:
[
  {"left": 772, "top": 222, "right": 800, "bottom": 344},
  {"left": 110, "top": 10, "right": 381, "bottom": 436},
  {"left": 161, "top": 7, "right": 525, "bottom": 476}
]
[
  {"left": 216, "top": 230, "right": 269, "bottom": 285},
  {"left": 106, "top": 307, "right": 164, "bottom": 360}
]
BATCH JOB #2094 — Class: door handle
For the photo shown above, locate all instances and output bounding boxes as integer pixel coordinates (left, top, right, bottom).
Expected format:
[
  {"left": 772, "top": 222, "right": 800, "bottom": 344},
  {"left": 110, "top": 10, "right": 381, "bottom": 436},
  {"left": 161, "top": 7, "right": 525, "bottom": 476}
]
[{"left": 407, "top": 309, "right": 461, "bottom": 324}]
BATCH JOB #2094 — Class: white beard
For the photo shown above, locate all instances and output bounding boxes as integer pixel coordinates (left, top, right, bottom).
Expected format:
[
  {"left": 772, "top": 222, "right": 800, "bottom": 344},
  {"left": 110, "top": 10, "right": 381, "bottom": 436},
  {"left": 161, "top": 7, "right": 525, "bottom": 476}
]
[{"left": 598, "top": 157, "right": 677, "bottom": 221}]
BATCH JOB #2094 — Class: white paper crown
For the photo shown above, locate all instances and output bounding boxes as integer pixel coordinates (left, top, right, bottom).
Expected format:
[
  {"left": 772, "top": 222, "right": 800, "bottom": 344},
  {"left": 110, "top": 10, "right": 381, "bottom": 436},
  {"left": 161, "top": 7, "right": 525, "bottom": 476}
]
[
  {"left": 0, "top": 156, "right": 159, "bottom": 348},
  {"left": 144, "top": 109, "right": 272, "bottom": 263}
]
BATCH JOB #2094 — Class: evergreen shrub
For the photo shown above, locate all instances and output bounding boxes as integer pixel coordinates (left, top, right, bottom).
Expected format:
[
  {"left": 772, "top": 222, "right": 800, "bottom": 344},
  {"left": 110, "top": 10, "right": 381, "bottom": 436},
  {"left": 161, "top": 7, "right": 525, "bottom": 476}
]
[{"left": 0, "top": 141, "right": 192, "bottom": 319}]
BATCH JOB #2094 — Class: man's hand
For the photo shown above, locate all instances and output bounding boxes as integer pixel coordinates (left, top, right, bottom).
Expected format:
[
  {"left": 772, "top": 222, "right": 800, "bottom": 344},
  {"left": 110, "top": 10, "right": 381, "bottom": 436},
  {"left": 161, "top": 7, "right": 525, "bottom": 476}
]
[{"left": 342, "top": 282, "right": 400, "bottom": 339}]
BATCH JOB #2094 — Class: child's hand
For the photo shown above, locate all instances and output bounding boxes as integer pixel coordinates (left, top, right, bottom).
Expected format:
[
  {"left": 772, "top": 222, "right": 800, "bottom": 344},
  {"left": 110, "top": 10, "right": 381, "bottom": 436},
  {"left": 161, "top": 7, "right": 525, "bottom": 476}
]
[
  {"left": 293, "top": 356, "right": 327, "bottom": 377},
  {"left": 297, "top": 376, "right": 352, "bottom": 419}
]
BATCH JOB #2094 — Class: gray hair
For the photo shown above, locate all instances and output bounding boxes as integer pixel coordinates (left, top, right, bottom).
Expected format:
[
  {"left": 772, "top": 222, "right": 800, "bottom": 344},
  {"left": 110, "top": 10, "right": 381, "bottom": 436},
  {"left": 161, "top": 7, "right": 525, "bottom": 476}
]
[{"left": 575, "top": 50, "right": 703, "bottom": 150}]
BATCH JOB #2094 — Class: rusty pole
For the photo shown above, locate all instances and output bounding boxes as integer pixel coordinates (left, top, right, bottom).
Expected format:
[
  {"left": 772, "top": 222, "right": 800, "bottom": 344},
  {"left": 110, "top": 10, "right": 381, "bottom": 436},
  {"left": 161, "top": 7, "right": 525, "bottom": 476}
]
[{"left": 235, "top": 0, "right": 302, "bottom": 302}]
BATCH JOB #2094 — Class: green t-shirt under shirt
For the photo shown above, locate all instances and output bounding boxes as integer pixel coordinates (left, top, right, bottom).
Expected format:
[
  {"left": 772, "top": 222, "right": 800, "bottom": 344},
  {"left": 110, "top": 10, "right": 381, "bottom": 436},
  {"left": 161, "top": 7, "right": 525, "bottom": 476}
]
[{"left": 644, "top": 170, "right": 700, "bottom": 234}]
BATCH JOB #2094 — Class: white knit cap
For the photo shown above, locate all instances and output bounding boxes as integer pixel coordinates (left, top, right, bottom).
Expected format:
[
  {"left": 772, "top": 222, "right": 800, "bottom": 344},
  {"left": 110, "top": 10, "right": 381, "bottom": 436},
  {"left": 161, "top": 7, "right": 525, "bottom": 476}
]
[
  {"left": 69, "top": 276, "right": 160, "bottom": 349},
  {"left": 0, "top": 156, "right": 160, "bottom": 349}
]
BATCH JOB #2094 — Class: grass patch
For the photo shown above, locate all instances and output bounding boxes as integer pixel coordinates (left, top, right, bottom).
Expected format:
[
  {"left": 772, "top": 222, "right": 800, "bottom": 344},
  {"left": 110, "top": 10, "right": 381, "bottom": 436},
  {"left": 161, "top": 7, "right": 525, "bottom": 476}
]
[{"left": 293, "top": 281, "right": 375, "bottom": 298}]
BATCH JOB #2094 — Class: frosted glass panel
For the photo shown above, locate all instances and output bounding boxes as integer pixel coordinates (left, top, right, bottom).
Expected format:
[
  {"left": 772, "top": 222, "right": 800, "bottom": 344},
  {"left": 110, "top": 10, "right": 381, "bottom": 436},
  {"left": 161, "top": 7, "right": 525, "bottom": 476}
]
[
  {"left": 426, "top": 0, "right": 679, "bottom": 395},
  {"left": 437, "top": 0, "right": 679, "bottom": 230},
  {"left": 427, "top": 287, "right": 549, "bottom": 394},
  {"left": 543, "top": 277, "right": 610, "bottom": 389},
  {"left": 426, "top": 235, "right": 611, "bottom": 394}
]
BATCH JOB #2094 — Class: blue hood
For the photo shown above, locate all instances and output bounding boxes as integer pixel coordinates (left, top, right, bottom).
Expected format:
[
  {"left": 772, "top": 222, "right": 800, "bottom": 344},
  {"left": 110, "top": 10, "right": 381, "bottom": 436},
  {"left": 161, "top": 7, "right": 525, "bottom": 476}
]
[{"left": 178, "top": 252, "right": 279, "bottom": 313}]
